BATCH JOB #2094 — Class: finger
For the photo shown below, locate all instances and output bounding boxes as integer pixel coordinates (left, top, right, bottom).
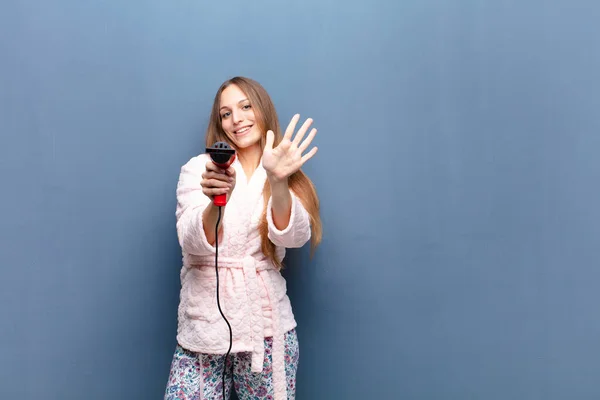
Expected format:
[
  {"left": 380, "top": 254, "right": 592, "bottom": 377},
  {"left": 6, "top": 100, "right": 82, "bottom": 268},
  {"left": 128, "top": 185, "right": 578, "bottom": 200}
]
[
  {"left": 204, "top": 175, "right": 232, "bottom": 186},
  {"left": 205, "top": 162, "right": 226, "bottom": 174},
  {"left": 301, "top": 147, "right": 318, "bottom": 164},
  {"left": 264, "top": 130, "right": 274, "bottom": 151},
  {"left": 292, "top": 118, "right": 313, "bottom": 147},
  {"left": 204, "top": 187, "right": 230, "bottom": 197},
  {"left": 204, "top": 171, "right": 231, "bottom": 182},
  {"left": 202, "top": 179, "right": 231, "bottom": 189},
  {"left": 226, "top": 166, "right": 236, "bottom": 177},
  {"left": 283, "top": 114, "right": 300, "bottom": 141},
  {"left": 298, "top": 128, "right": 317, "bottom": 153}
]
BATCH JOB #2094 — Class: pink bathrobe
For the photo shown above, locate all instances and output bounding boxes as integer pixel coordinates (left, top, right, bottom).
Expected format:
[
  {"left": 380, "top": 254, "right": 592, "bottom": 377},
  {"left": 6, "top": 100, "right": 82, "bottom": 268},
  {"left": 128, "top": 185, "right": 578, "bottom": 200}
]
[{"left": 175, "top": 153, "right": 311, "bottom": 400}]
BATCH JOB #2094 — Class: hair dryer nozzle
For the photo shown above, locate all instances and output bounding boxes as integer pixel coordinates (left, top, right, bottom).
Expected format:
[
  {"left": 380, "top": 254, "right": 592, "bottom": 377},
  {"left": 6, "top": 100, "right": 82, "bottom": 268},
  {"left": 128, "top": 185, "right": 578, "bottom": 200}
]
[{"left": 206, "top": 142, "right": 236, "bottom": 168}]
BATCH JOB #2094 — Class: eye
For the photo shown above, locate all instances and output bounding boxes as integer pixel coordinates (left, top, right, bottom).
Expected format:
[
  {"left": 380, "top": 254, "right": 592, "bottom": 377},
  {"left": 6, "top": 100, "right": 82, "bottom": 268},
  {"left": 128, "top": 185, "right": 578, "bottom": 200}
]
[
  {"left": 242, "top": 104, "right": 252, "bottom": 110},
  {"left": 221, "top": 111, "right": 231, "bottom": 119}
]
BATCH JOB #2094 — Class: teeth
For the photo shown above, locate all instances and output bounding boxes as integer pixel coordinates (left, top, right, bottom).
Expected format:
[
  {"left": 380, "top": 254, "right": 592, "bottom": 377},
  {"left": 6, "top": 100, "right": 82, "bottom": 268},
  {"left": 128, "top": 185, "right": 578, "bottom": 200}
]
[{"left": 236, "top": 126, "right": 251, "bottom": 134}]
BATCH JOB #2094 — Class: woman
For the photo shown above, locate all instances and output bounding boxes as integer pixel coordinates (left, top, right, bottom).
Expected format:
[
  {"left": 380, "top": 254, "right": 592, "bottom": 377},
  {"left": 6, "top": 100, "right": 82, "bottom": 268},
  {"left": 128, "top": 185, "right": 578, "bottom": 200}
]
[{"left": 165, "top": 76, "right": 322, "bottom": 400}]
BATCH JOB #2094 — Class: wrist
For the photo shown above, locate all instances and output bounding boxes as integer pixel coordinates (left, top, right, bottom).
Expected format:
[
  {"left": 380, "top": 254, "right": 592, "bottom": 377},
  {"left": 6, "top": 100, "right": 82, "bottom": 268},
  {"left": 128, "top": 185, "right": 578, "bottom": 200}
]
[{"left": 268, "top": 175, "right": 289, "bottom": 193}]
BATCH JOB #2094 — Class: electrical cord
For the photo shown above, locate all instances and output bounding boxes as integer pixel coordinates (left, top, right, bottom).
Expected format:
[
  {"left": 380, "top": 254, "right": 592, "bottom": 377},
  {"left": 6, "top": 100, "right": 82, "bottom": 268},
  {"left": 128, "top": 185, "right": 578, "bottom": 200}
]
[{"left": 215, "top": 205, "right": 233, "bottom": 399}]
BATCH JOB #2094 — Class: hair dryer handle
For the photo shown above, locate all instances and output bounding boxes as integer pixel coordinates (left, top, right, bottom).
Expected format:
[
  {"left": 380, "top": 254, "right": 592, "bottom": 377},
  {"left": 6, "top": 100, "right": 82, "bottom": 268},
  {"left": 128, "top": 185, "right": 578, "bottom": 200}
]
[{"left": 213, "top": 193, "right": 227, "bottom": 207}]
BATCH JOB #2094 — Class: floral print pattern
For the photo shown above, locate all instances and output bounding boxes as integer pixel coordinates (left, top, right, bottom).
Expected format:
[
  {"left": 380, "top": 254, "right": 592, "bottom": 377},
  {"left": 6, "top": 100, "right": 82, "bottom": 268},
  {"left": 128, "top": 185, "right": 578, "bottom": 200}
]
[{"left": 165, "top": 329, "right": 299, "bottom": 400}]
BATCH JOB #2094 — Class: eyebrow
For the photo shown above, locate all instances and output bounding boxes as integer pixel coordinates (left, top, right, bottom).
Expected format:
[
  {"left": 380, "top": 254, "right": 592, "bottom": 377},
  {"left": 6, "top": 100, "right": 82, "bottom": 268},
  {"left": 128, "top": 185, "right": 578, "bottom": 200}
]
[{"left": 220, "top": 98, "right": 249, "bottom": 111}]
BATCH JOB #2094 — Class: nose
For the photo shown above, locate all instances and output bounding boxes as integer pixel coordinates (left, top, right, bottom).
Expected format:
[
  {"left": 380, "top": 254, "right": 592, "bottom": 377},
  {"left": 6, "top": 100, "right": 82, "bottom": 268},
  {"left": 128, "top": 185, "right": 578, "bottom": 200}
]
[{"left": 232, "top": 109, "right": 243, "bottom": 124}]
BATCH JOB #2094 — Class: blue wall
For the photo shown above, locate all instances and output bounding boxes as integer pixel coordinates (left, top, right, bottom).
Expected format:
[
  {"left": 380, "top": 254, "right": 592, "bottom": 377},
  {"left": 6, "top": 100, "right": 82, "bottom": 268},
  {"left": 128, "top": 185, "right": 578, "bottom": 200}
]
[{"left": 1, "top": 0, "right": 600, "bottom": 399}]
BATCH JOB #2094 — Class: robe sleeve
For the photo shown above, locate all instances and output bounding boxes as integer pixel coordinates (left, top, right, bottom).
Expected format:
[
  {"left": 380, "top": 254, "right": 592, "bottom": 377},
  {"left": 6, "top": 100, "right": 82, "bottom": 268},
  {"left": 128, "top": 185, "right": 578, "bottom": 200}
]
[
  {"left": 266, "top": 190, "right": 312, "bottom": 248},
  {"left": 175, "top": 155, "right": 217, "bottom": 255}
]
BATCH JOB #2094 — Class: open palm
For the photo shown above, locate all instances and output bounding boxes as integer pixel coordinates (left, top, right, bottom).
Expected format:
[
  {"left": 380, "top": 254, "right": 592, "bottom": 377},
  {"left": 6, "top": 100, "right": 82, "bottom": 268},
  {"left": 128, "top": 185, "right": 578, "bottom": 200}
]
[{"left": 262, "top": 114, "right": 318, "bottom": 182}]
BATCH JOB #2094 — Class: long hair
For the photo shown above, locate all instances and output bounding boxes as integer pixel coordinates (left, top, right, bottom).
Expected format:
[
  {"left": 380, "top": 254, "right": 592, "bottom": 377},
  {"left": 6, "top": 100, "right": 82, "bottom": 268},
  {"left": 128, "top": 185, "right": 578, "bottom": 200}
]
[{"left": 205, "top": 76, "right": 322, "bottom": 269}]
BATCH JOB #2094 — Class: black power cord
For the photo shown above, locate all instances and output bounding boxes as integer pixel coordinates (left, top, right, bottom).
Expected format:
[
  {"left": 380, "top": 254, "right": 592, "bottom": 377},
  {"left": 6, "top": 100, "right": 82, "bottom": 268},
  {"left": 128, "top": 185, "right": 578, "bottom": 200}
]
[{"left": 215, "top": 205, "right": 233, "bottom": 399}]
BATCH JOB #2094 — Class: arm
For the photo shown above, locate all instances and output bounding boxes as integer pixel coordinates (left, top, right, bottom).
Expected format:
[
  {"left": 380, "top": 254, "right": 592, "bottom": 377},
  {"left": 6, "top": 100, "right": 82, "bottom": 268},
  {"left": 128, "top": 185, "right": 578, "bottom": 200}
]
[
  {"left": 176, "top": 156, "right": 234, "bottom": 254},
  {"left": 199, "top": 157, "right": 236, "bottom": 245},
  {"left": 266, "top": 178, "right": 311, "bottom": 248},
  {"left": 262, "top": 113, "right": 318, "bottom": 248},
  {"left": 202, "top": 201, "right": 224, "bottom": 246},
  {"left": 268, "top": 177, "right": 293, "bottom": 230}
]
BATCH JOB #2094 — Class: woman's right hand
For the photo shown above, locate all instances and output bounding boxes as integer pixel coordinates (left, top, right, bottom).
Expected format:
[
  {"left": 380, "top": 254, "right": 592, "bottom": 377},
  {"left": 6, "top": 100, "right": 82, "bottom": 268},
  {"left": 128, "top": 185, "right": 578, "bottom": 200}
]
[{"left": 201, "top": 161, "right": 236, "bottom": 202}]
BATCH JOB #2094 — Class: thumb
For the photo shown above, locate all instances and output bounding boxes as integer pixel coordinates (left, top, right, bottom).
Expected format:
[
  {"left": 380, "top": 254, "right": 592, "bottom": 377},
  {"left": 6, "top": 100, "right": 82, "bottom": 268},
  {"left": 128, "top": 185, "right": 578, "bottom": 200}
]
[{"left": 264, "top": 130, "right": 274, "bottom": 151}]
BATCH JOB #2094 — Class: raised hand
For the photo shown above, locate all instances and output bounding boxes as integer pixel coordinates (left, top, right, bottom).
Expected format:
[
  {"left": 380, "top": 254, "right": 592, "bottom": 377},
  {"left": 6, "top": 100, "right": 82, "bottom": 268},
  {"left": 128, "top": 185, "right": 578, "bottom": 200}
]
[{"left": 262, "top": 114, "right": 318, "bottom": 183}]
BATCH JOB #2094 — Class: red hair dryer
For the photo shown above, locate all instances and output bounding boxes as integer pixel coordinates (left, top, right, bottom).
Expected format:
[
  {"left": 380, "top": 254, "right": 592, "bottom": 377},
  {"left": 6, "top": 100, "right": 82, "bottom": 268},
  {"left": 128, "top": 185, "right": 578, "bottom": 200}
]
[{"left": 206, "top": 142, "right": 236, "bottom": 207}]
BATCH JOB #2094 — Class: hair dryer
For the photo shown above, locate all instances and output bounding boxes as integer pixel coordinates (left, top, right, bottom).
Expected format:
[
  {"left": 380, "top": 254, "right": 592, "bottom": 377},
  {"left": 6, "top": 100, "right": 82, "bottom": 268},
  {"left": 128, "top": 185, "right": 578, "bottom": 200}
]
[
  {"left": 205, "top": 141, "right": 236, "bottom": 399},
  {"left": 206, "top": 141, "right": 236, "bottom": 207}
]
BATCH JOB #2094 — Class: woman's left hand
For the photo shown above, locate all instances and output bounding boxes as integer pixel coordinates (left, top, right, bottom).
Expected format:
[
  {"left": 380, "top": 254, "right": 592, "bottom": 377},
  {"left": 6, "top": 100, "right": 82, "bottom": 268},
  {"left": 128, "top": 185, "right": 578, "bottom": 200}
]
[{"left": 262, "top": 114, "right": 318, "bottom": 183}]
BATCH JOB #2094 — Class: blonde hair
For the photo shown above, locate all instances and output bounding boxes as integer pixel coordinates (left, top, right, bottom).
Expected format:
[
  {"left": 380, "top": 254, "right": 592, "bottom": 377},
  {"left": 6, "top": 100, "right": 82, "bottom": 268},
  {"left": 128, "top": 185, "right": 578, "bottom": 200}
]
[{"left": 205, "top": 77, "right": 322, "bottom": 268}]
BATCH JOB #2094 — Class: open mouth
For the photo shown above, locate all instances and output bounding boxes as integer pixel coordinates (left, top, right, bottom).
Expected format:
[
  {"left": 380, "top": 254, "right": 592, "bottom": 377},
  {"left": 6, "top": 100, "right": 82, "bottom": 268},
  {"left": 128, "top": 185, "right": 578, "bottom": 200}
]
[{"left": 234, "top": 125, "right": 252, "bottom": 136}]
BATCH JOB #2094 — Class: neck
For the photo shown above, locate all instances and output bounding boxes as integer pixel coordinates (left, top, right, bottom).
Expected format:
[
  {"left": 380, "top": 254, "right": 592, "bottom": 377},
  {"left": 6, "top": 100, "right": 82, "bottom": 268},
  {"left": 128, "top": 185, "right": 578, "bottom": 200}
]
[{"left": 236, "top": 143, "right": 262, "bottom": 181}]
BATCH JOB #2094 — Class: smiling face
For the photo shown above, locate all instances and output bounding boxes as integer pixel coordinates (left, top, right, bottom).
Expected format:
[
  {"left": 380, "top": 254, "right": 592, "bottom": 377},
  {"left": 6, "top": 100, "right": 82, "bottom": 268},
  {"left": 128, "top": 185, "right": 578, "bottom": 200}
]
[
  {"left": 219, "top": 84, "right": 263, "bottom": 153},
  {"left": 205, "top": 77, "right": 283, "bottom": 165}
]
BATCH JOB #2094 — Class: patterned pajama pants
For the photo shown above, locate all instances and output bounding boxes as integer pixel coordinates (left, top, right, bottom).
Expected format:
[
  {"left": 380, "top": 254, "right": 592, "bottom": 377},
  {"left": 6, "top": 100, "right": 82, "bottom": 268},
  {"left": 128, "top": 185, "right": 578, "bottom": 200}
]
[{"left": 164, "top": 329, "right": 299, "bottom": 400}]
